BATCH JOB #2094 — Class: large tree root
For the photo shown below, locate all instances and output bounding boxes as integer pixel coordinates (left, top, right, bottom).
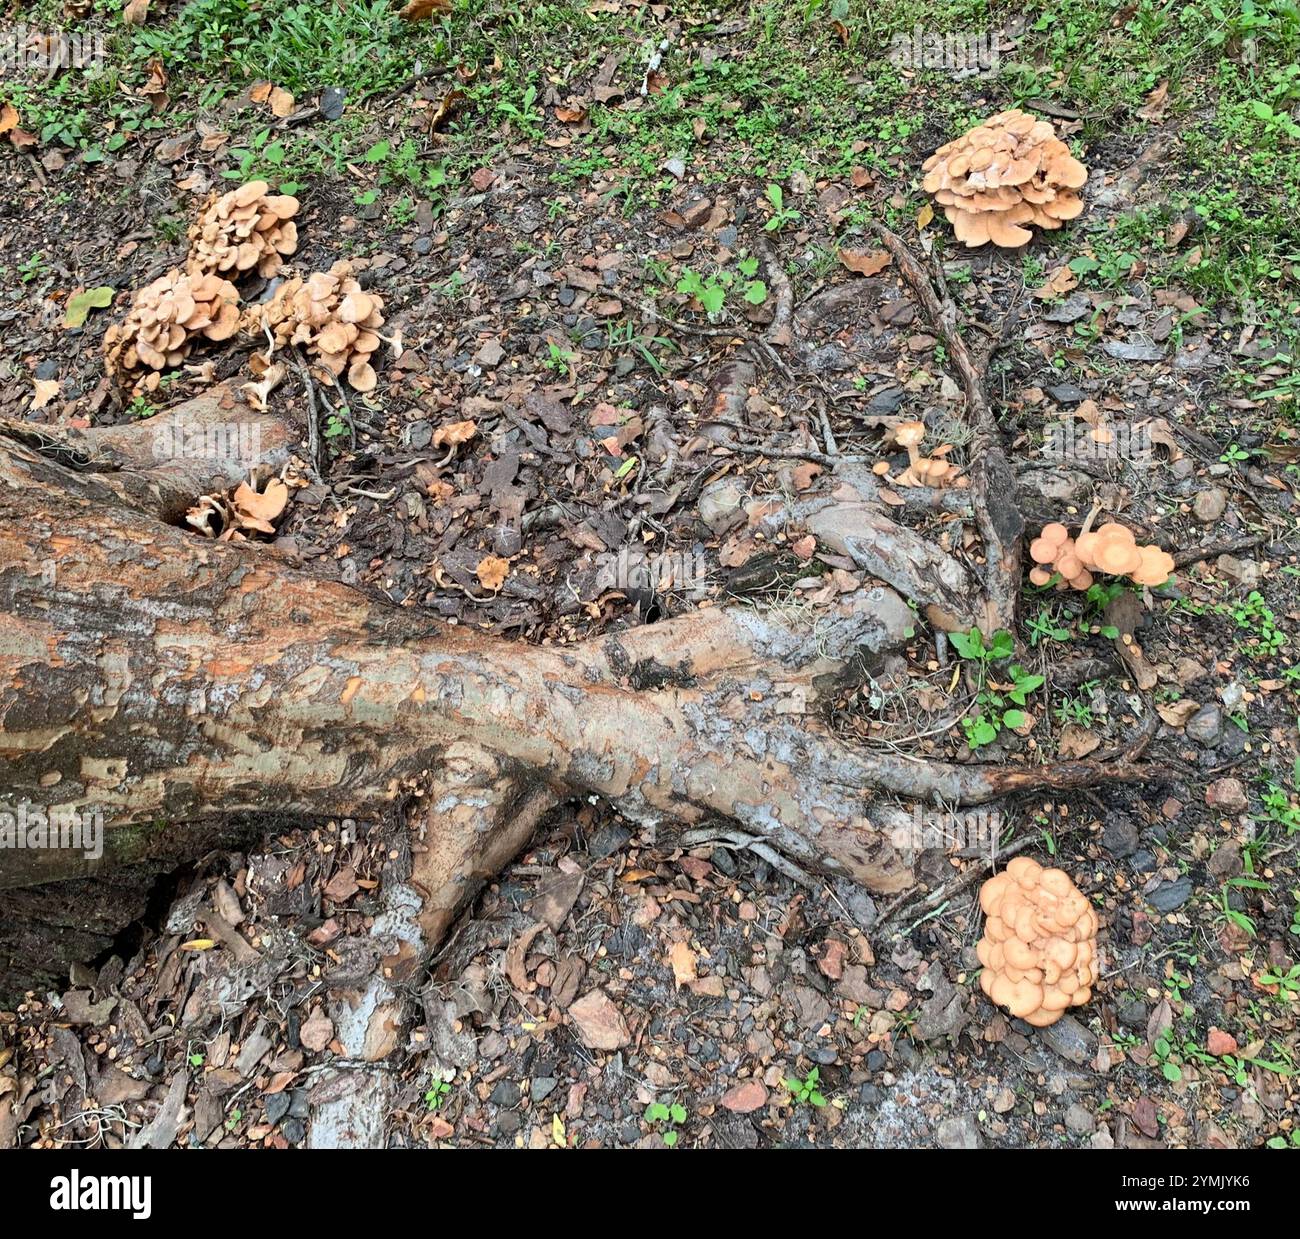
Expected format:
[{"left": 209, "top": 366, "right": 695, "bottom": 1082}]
[{"left": 0, "top": 279, "right": 1162, "bottom": 1141}]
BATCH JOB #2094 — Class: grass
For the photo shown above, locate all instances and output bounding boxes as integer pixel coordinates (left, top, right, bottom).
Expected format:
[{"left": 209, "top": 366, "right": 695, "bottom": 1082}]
[{"left": 5, "top": 0, "right": 1300, "bottom": 405}]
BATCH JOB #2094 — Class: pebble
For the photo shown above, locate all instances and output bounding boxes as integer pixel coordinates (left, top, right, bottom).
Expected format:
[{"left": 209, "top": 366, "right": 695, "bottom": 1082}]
[
  {"left": 1148, "top": 876, "right": 1194, "bottom": 913},
  {"left": 935, "top": 1114, "right": 983, "bottom": 1149},
  {"left": 1185, "top": 703, "right": 1223, "bottom": 745},
  {"left": 1206, "top": 777, "right": 1248, "bottom": 814},
  {"left": 1192, "top": 487, "right": 1227, "bottom": 523},
  {"left": 1101, "top": 814, "right": 1139, "bottom": 858},
  {"left": 1066, "top": 1103, "right": 1096, "bottom": 1135},
  {"left": 490, "top": 1080, "right": 521, "bottom": 1107}
]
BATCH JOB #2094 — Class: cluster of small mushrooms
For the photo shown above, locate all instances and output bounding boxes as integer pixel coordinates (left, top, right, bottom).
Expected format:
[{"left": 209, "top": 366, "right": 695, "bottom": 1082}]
[
  {"left": 886, "top": 420, "right": 965, "bottom": 488},
  {"left": 245, "top": 260, "right": 386, "bottom": 393},
  {"left": 105, "top": 181, "right": 385, "bottom": 397},
  {"left": 188, "top": 180, "right": 301, "bottom": 281},
  {"left": 923, "top": 109, "right": 1088, "bottom": 248},
  {"left": 1029, "top": 511, "right": 1174, "bottom": 590},
  {"left": 102, "top": 270, "right": 241, "bottom": 383},
  {"left": 185, "top": 473, "right": 290, "bottom": 542},
  {"left": 977, "top": 856, "right": 1098, "bottom": 1027}
]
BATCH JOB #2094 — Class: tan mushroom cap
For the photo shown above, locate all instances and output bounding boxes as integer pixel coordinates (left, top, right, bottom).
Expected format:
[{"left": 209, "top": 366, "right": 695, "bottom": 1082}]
[
  {"left": 104, "top": 268, "right": 241, "bottom": 384},
  {"left": 188, "top": 182, "right": 301, "bottom": 282},
  {"left": 242, "top": 259, "right": 386, "bottom": 392},
  {"left": 923, "top": 110, "right": 1088, "bottom": 248},
  {"left": 894, "top": 420, "right": 927, "bottom": 449},
  {"left": 978, "top": 856, "right": 1098, "bottom": 1027}
]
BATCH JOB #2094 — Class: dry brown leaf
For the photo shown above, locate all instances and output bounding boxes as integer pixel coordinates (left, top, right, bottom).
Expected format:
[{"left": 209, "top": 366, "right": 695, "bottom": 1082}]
[
  {"left": 432, "top": 419, "right": 476, "bottom": 448},
  {"left": 838, "top": 248, "right": 892, "bottom": 277},
  {"left": 476, "top": 554, "right": 509, "bottom": 591},
  {"left": 268, "top": 87, "right": 295, "bottom": 118},
  {"left": 1137, "top": 81, "right": 1170, "bottom": 123},
  {"left": 1156, "top": 699, "right": 1201, "bottom": 728},
  {"left": 0, "top": 103, "right": 17, "bottom": 135},
  {"left": 429, "top": 88, "right": 467, "bottom": 133},
  {"left": 1034, "top": 265, "right": 1079, "bottom": 299},
  {"left": 122, "top": 0, "right": 148, "bottom": 23},
  {"left": 399, "top": 0, "right": 451, "bottom": 18},
  {"left": 31, "top": 379, "right": 61, "bottom": 409},
  {"left": 1057, "top": 723, "right": 1100, "bottom": 759},
  {"left": 669, "top": 941, "right": 697, "bottom": 989},
  {"left": 916, "top": 202, "right": 934, "bottom": 229},
  {"left": 248, "top": 81, "right": 273, "bottom": 103},
  {"left": 231, "top": 477, "right": 289, "bottom": 533},
  {"left": 555, "top": 105, "right": 587, "bottom": 123}
]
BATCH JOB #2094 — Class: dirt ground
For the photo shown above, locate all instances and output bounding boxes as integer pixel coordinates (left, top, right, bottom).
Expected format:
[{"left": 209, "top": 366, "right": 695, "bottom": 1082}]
[{"left": 1, "top": 0, "right": 1297, "bottom": 1148}]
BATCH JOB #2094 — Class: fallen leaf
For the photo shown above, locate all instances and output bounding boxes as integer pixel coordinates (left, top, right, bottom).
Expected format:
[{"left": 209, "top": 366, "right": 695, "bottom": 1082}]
[
  {"left": 268, "top": 87, "right": 295, "bottom": 118},
  {"left": 179, "top": 938, "right": 216, "bottom": 951},
  {"left": 1137, "top": 80, "right": 1170, "bottom": 123},
  {"left": 432, "top": 419, "right": 477, "bottom": 449},
  {"left": 1156, "top": 699, "right": 1200, "bottom": 728},
  {"left": 668, "top": 941, "right": 697, "bottom": 988},
  {"left": 838, "top": 248, "right": 892, "bottom": 277},
  {"left": 476, "top": 555, "right": 509, "bottom": 591},
  {"left": 916, "top": 202, "right": 934, "bottom": 229},
  {"left": 299, "top": 1008, "right": 334, "bottom": 1053},
  {"left": 555, "top": 106, "right": 587, "bottom": 123},
  {"left": 1057, "top": 724, "right": 1100, "bottom": 758},
  {"left": 63, "top": 285, "right": 115, "bottom": 328},
  {"left": 31, "top": 379, "right": 61, "bottom": 409},
  {"left": 122, "top": 0, "right": 149, "bottom": 24},
  {"left": 399, "top": 0, "right": 451, "bottom": 17},
  {"left": 0, "top": 103, "right": 17, "bottom": 135},
  {"left": 1033, "top": 265, "right": 1079, "bottom": 299}
]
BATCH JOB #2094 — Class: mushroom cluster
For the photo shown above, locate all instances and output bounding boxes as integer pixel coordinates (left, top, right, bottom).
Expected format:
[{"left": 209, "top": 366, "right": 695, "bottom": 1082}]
[
  {"left": 246, "top": 260, "right": 385, "bottom": 391},
  {"left": 977, "top": 856, "right": 1098, "bottom": 1027},
  {"left": 1029, "top": 516, "right": 1174, "bottom": 590},
  {"left": 103, "top": 268, "right": 241, "bottom": 387},
  {"left": 188, "top": 181, "right": 300, "bottom": 281},
  {"left": 890, "top": 420, "right": 963, "bottom": 488},
  {"left": 922, "top": 109, "right": 1088, "bottom": 248},
  {"left": 185, "top": 473, "right": 290, "bottom": 541}
]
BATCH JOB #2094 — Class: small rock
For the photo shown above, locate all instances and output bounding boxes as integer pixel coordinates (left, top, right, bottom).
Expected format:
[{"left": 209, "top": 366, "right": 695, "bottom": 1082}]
[
  {"left": 531, "top": 1077, "right": 558, "bottom": 1103},
  {"left": 1043, "top": 293, "right": 1092, "bottom": 324},
  {"left": 1046, "top": 383, "right": 1087, "bottom": 406},
  {"left": 1185, "top": 703, "right": 1223, "bottom": 745},
  {"left": 697, "top": 477, "right": 748, "bottom": 534},
  {"left": 1216, "top": 555, "right": 1260, "bottom": 589},
  {"left": 1206, "top": 1028, "right": 1239, "bottom": 1057},
  {"left": 1192, "top": 487, "right": 1227, "bottom": 523},
  {"left": 1038, "top": 1015, "right": 1096, "bottom": 1066},
  {"left": 1148, "top": 876, "right": 1194, "bottom": 913},
  {"left": 1207, "top": 842, "right": 1242, "bottom": 880},
  {"left": 490, "top": 1080, "right": 521, "bottom": 1107},
  {"left": 568, "top": 989, "right": 631, "bottom": 1051},
  {"left": 719, "top": 1080, "right": 768, "bottom": 1113},
  {"left": 1065, "top": 1103, "right": 1096, "bottom": 1135},
  {"left": 1101, "top": 814, "right": 1139, "bottom": 859},
  {"left": 1101, "top": 339, "right": 1165, "bottom": 362},
  {"left": 1206, "top": 777, "right": 1248, "bottom": 814},
  {"left": 935, "top": 1114, "right": 983, "bottom": 1149}
]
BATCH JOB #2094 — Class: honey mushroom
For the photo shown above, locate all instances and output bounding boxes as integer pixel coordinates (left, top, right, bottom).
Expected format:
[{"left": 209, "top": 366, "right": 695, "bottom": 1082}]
[
  {"left": 922, "top": 109, "right": 1087, "bottom": 249},
  {"left": 891, "top": 419, "right": 961, "bottom": 488},
  {"left": 188, "top": 180, "right": 301, "bottom": 281},
  {"left": 103, "top": 268, "right": 241, "bottom": 389},
  {"left": 244, "top": 259, "right": 386, "bottom": 392},
  {"left": 977, "top": 855, "right": 1098, "bottom": 1027},
  {"left": 1028, "top": 511, "right": 1173, "bottom": 592}
]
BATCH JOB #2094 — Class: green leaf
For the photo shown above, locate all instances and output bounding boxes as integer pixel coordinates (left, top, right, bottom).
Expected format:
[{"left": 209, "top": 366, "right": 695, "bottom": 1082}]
[
  {"left": 614, "top": 456, "right": 638, "bottom": 480},
  {"left": 662, "top": 1130, "right": 678, "bottom": 1146},
  {"left": 1099, "top": 625, "right": 1120, "bottom": 639},
  {"left": 63, "top": 285, "right": 115, "bottom": 328},
  {"left": 809, "top": 1091, "right": 827, "bottom": 1107},
  {"left": 766, "top": 183, "right": 783, "bottom": 210},
  {"left": 738, "top": 255, "right": 759, "bottom": 277},
  {"left": 364, "top": 139, "right": 391, "bottom": 162},
  {"left": 1162, "top": 1062, "right": 1183, "bottom": 1083},
  {"left": 669, "top": 1104, "right": 687, "bottom": 1124},
  {"left": 645, "top": 1102, "right": 668, "bottom": 1122},
  {"left": 967, "top": 718, "right": 998, "bottom": 748},
  {"left": 949, "top": 628, "right": 985, "bottom": 660},
  {"left": 699, "top": 285, "right": 725, "bottom": 315},
  {"left": 989, "top": 630, "right": 1015, "bottom": 659},
  {"left": 743, "top": 279, "right": 768, "bottom": 305},
  {"left": 1002, "top": 709, "right": 1027, "bottom": 729}
]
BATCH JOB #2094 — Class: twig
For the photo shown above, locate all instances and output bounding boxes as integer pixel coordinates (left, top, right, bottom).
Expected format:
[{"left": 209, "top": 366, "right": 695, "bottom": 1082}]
[
  {"left": 291, "top": 347, "right": 323, "bottom": 477},
  {"left": 1172, "top": 533, "right": 1267, "bottom": 569}
]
